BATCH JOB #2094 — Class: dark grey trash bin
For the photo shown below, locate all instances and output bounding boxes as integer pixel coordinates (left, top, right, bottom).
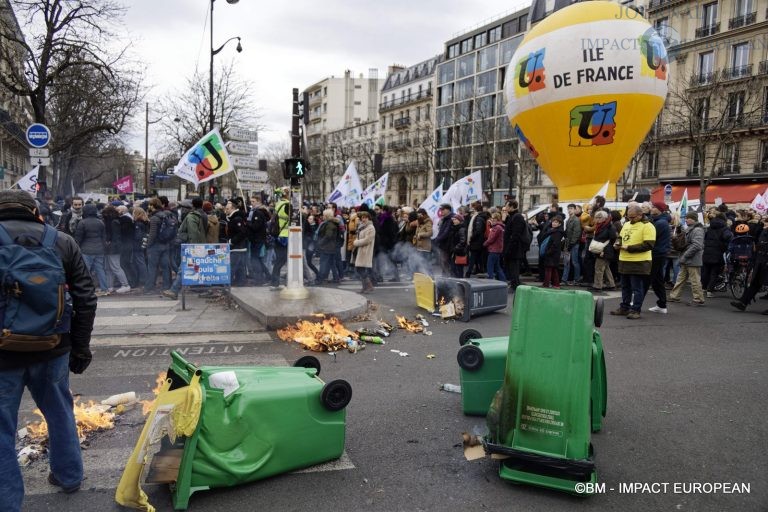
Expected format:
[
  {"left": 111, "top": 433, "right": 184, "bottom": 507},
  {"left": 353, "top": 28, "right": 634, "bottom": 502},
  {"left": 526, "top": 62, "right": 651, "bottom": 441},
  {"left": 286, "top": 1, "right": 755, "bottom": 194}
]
[{"left": 435, "top": 277, "right": 508, "bottom": 322}]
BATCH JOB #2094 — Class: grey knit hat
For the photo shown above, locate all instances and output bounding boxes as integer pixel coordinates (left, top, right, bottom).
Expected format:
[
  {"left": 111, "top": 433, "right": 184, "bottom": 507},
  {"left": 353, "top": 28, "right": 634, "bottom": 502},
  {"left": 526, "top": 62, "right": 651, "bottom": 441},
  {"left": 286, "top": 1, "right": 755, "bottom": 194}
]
[{"left": 0, "top": 190, "right": 37, "bottom": 211}]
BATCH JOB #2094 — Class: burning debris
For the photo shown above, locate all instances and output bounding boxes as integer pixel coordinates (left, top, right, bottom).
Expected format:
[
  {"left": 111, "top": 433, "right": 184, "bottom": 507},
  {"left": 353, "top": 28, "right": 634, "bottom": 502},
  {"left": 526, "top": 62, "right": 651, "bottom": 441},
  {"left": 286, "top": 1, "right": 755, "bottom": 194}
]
[
  {"left": 277, "top": 316, "right": 358, "bottom": 352},
  {"left": 396, "top": 315, "right": 424, "bottom": 333},
  {"left": 21, "top": 398, "right": 116, "bottom": 450},
  {"left": 438, "top": 295, "right": 465, "bottom": 319},
  {"left": 141, "top": 372, "right": 169, "bottom": 415}
]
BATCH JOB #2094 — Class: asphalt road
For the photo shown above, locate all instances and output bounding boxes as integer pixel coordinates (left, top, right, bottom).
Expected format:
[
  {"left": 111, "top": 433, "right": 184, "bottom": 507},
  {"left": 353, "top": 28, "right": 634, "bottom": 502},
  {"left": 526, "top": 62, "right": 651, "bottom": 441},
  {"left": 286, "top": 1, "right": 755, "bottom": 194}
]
[{"left": 18, "top": 281, "right": 768, "bottom": 512}]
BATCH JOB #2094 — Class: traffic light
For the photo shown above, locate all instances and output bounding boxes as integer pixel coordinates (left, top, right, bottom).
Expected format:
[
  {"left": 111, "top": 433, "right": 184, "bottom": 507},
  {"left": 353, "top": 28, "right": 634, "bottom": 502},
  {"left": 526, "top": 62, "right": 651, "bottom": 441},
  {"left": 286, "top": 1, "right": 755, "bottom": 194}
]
[
  {"left": 209, "top": 185, "right": 218, "bottom": 201},
  {"left": 34, "top": 181, "right": 47, "bottom": 194},
  {"left": 283, "top": 158, "right": 308, "bottom": 179}
]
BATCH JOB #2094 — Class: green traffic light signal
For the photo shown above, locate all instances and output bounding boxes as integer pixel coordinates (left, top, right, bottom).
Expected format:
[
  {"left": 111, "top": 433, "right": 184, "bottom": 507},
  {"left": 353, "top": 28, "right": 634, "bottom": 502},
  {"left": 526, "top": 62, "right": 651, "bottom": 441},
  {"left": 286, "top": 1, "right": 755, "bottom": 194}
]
[{"left": 284, "top": 158, "right": 309, "bottom": 179}]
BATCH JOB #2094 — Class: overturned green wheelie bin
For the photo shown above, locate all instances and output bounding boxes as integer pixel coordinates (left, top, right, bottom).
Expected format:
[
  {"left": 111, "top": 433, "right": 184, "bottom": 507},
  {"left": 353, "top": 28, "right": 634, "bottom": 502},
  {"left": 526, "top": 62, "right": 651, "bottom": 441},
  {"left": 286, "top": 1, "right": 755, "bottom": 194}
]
[
  {"left": 116, "top": 351, "right": 352, "bottom": 511},
  {"left": 457, "top": 304, "right": 606, "bottom": 429},
  {"left": 484, "top": 286, "right": 600, "bottom": 494}
]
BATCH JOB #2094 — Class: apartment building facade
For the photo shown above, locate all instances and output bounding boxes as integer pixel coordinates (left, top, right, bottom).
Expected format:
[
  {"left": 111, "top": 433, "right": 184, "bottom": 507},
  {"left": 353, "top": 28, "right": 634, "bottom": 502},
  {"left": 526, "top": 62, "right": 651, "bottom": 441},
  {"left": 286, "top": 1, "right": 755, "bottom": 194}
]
[
  {"left": 303, "top": 70, "right": 385, "bottom": 201},
  {"left": 435, "top": 8, "right": 560, "bottom": 209},
  {"left": 0, "top": 3, "right": 34, "bottom": 191},
  {"left": 643, "top": 0, "right": 768, "bottom": 204},
  {"left": 379, "top": 57, "right": 439, "bottom": 207}
]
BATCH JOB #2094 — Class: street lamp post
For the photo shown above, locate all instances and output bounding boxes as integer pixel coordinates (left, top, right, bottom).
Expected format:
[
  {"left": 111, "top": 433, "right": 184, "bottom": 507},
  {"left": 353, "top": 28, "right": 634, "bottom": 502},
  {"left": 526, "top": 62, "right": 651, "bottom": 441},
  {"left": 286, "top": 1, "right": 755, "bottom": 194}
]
[
  {"left": 209, "top": 0, "right": 242, "bottom": 132},
  {"left": 144, "top": 102, "right": 164, "bottom": 195}
]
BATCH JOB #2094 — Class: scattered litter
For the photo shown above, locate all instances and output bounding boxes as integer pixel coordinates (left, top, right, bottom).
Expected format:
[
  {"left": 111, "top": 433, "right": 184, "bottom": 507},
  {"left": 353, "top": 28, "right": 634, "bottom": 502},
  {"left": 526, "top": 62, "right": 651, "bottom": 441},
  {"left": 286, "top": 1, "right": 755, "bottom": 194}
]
[
  {"left": 359, "top": 335, "right": 385, "bottom": 345},
  {"left": 399, "top": 352, "right": 409, "bottom": 357},
  {"left": 462, "top": 432, "right": 486, "bottom": 461},
  {"left": 377, "top": 320, "right": 395, "bottom": 332},
  {"left": 346, "top": 338, "right": 366, "bottom": 353},
  {"left": 415, "top": 314, "right": 429, "bottom": 327},
  {"left": 426, "top": 354, "right": 436, "bottom": 359},
  {"left": 327, "top": 351, "right": 337, "bottom": 362},
  {"left": 17, "top": 445, "right": 41, "bottom": 466},
  {"left": 101, "top": 392, "right": 137, "bottom": 407},
  {"left": 17, "top": 427, "right": 27, "bottom": 440},
  {"left": 440, "top": 383, "right": 461, "bottom": 393},
  {"left": 389, "top": 349, "right": 409, "bottom": 357},
  {"left": 424, "top": 331, "right": 433, "bottom": 336},
  {"left": 389, "top": 309, "right": 395, "bottom": 312},
  {"left": 431, "top": 312, "right": 441, "bottom": 317}
]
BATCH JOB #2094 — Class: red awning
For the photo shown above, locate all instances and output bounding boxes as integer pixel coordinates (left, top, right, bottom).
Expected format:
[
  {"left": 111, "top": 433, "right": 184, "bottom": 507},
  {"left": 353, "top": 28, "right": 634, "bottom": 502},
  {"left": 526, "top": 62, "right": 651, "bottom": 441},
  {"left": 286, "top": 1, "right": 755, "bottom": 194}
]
[{"left": 651, "top": 182, "right": 768, "bottom": 204}]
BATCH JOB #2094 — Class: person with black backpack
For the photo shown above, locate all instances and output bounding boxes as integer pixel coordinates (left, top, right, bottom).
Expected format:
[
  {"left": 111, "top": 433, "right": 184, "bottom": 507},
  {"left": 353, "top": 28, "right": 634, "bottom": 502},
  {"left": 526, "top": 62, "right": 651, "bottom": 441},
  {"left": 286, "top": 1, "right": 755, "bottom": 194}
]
[
  {"left": 0, "top": 190, "right": 97, "bottom": 510},
  {"left": 143, "top": 198, "right": 172, "bottom": 294},
  {"left": 246, "top": 196, "right": 270, "bottom": 286}
]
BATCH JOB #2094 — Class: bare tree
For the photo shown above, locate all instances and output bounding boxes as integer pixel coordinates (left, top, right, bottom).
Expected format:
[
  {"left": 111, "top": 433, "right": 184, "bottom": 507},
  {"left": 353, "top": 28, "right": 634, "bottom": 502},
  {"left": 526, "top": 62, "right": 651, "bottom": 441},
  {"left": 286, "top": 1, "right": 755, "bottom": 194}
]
[
  {"left": 663, "top": 72, "right": 763, "bottom": 207},
  {"left": 0, "top": 0, "right": 141, "bottom": 192}
]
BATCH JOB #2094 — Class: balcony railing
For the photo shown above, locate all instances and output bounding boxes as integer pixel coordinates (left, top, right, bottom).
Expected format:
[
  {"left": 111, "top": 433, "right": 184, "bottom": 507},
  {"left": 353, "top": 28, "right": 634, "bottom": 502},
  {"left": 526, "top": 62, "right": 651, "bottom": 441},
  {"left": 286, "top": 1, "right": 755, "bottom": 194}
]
[
  {"left": 718, "top": 164, "right": 741, "bottom": 175},
  {"left": 647, "top": 0, "right": 684, "bottom": 11},
  {"left": 695, "top": 23, "right": 719, "bottom": 38},
  {"left": 394, "top": 117, "right": 411, "bottom": 129},
  {"left": 686, "top": 168, "right": 701, "bottom": 177},
  {"left": 379, "top": 90, "right": 433, "bottom": 112},
  {"left": 759, "top": 61, "right": 768, "bottom": 75},
  {"left": 722, "top": 64, "right": 753, "bottom": 80},
  {"left": 753, "top": 162, "right": 768, "bottom": 173},
  {"left": 692, "top": 72, "right": 715, "bottom": 86},
  {"left": 728, "top": 12, "right": 756, "bottom": 29},
  {"left": 641, "top": 170, "right": 659, "bottom": 179},
  {"left": 387, "top": 140, "right": 412, "bottom": 151}
]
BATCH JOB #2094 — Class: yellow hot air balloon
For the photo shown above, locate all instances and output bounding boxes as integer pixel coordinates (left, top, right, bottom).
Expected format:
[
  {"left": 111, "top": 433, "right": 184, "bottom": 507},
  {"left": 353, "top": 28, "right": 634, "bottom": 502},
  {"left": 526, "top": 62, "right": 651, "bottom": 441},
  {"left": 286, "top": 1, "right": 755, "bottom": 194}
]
[{"left": 504, "top": 1, "right": 668, "bottom": 200}]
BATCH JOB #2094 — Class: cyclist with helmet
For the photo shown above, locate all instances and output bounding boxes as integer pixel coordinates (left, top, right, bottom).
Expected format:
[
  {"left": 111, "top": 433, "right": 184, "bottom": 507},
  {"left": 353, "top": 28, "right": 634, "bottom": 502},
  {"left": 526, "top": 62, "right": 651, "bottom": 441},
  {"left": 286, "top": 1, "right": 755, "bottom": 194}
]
[{"left": 731, "top": 215, "right": 768, "bottom": 315}]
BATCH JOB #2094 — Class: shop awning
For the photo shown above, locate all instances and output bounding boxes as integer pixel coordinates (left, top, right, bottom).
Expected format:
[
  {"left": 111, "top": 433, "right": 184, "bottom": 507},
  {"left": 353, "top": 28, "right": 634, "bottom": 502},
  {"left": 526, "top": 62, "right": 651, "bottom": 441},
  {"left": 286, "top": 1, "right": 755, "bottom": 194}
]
[{"left": 651, "top": 182, "right": 768, "bottom": 205}]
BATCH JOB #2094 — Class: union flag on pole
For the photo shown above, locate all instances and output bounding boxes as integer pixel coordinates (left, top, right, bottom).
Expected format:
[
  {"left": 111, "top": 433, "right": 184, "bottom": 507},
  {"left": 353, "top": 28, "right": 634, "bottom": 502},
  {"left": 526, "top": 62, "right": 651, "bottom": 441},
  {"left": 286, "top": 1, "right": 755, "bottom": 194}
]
[{"left": 113, "top": 175, "right": 134, "bottom": 194}]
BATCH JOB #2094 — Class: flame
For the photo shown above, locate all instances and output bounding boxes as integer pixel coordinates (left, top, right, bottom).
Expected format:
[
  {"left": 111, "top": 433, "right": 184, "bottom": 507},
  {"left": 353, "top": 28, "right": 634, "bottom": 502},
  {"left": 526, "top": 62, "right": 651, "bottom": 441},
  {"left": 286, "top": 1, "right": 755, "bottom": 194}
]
[
  {"left": 438, "top": 296, "right": 446, "bottom": 306},
  {"left": 26, "top": 398, "right": 115, "bottom": 444},
  {"left": 141, "top": 372, "right": 168, "bottom": 416},
  {"left": 396, "top": 315, "right": 424, "bottom": 333},
  {"left": 277, "top": 316, "right": 357, "bottom": 351}
]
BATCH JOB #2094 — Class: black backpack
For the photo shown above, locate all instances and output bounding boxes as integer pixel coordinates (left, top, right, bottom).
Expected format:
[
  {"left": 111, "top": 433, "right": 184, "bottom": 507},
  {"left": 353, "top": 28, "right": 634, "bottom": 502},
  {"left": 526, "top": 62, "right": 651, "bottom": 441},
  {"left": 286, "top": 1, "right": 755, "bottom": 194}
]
[
  {"left": 157, "top": 213, "right": 179, "bottom": 243},
  {"left": 518, "top": 214, "right": 533, "bottom": 248}
]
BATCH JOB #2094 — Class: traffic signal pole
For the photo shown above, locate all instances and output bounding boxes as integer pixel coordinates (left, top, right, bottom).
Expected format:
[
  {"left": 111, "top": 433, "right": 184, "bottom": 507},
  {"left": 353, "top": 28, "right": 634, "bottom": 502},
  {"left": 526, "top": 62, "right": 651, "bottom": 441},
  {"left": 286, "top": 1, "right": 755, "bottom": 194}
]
[{"left": 280, "top": 88, "right": 309, "bottom": 300}]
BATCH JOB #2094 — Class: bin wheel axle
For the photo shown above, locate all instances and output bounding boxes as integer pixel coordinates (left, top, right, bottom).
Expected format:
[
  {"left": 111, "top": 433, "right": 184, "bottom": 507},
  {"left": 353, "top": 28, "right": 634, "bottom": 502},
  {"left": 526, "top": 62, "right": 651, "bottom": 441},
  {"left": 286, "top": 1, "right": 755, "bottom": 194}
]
[
  {"left": 321, "top": 379, "right": 352, "bottom": 411},
  {"left": 457, "top": 345, "right": 484, "bottom": 371},
  {"left": 459, "top": 329, "right": 482, "bottom": 346}
]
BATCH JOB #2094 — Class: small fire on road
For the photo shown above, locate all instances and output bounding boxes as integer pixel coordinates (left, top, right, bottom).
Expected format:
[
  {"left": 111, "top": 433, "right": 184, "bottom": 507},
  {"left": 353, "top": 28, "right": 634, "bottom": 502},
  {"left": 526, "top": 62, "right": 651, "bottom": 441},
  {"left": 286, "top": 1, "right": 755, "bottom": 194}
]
[{"left": 277, "top": 316, "right": 358, "bottom": 351}]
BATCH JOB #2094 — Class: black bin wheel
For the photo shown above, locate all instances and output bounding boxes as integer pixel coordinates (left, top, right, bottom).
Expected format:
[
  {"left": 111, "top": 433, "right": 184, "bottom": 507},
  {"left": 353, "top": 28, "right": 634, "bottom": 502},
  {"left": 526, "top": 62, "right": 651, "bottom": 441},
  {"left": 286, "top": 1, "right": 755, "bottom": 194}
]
[
  {"left": 294, "top": 355, "right": 321, "bottom": 376},
  {"left": 321, "top": 379, "right": 352, "bottom": 411},
  {"left": 594, "top": 297, "right": 604, "bottom": 328},
  {"left": 457, "top": 345, "right": 484, "bottom": 372},
  {"left": 459, "top": 328, "right": 482, "bottom": 346}
]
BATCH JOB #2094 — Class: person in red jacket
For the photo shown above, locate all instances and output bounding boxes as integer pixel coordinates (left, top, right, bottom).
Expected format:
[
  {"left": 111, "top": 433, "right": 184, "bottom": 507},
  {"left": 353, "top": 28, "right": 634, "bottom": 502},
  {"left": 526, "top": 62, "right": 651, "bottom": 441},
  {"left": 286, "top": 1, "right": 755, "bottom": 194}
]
[{"left": 484, "top": 212, "right": 507, "bottom": 282}]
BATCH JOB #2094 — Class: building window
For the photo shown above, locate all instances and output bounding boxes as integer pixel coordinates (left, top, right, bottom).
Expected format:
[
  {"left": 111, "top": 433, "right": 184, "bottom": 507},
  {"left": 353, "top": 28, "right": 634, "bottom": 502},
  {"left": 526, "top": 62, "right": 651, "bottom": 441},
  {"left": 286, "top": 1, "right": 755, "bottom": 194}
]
[
  {"left": 437, "top": 61, "right": 455, "bottom": 85},
  {"left": 698, "top": 51, "right": 714, "bottom": 84},
  {"left": 730, "top": 42, "right": 750, "bottom": 75},
  {"left": 474, "top": 32, "right": 487, "bottom": 48},
  {"left": 389, "top": 114, "right": 394, "bottom": 128},
  {"left": 323, "top": 87, "right": 327, "bottom": 96},
  {"left": 415, "top": 106, "right": 421, "bottom": 122},
  {"left": 458, "top": 53, "right": 475, "bottom": 79},
  {"left": 425, "top": 104, "right": 431, "bottom": 119},
  {"left": 460, "top": 38, "right": 473, "bottom": 54},
  {"left": 476, "top": 70, "right": 497, "bottom": 96},
  {"left": 354, "top": 101, "right": 362, "bottom": 105},
  {"left": 456, "top": 100, "right": 473, "bottom": 123},
  {"left": 700, "top": 2, "right": 718, "bottom": 35},
  {"left": 645, "top": 151, "right": 659, "bottom": 177},
  {"left": 437, "top": 106, "right": 454, "bottom": 127},
  {"left": 475, "top": 94, "right": 496, "bottom": 118},
  {"left": 500, "top": 37, "right": 522, "bottom": 68},
  {"left": 502, "top": 20, "right": 517, "bottom": 38},
  {"left": 759, "top": 140, "right": 768, "bottom": 172},
  {"left": 530, "top": 194, "right": 540, "bottom": 206},
  {"left": 477, "top": 45, "right": 498, "bottom": 72},
  {"left": 354, "top": 84, "right": 362, "bottom": 89},
  {"left": 696, "top": 97, "right": 710, "bottom": 129},
  {"left": 727, "top": 91, "right": 746, "bottom": 123},
  {"left": 447, "top": 44, "right": 459, "bottom": 59},
  {"left": 690, "top": 148, "right": 702, "bottom": 176},
  {"left": 489, "top": 26, "right": 502, "bottom": 43},
  {"left": 722, "top": 143, "right": 740, "bottom": 174},
  {"left": 398, "top": 177, "right": 408, "bottom": 206},
  {"left": 438, "top": 84, "right": 454, "bottom": 106},
  {"left": 532, "top": 164, "right": 542, "bottom": 185},
  {"left": 456, "top": 77, "right": 474, "bottom": 102},
  {"left": 518, "top": 14, "right": 528, "bottom": 32}
]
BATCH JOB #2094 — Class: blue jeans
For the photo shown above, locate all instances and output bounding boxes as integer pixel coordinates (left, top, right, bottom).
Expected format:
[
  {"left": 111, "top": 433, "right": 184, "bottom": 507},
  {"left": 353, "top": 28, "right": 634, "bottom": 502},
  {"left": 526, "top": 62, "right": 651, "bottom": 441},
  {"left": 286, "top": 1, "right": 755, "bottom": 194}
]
[
  {"left": 317, "top": 252, "right": 339, "bottom": 282},
  {"left": 145, "top": 244, "right": 171, "bottom": 292},
  {"left": 620, "top": 273, "right": 647, "bottom": 312},
  {"left": 0, "top": 354, "right": 82, "bottom": 512},
  {"left": 82, "top": 253, "right": 108, "bottom": 291},
  {"left": 487, "top": 252, "right": 507, "bottom": 282},
  {"left": 562, "top": 247, "right": 582, "bottom": 282}
]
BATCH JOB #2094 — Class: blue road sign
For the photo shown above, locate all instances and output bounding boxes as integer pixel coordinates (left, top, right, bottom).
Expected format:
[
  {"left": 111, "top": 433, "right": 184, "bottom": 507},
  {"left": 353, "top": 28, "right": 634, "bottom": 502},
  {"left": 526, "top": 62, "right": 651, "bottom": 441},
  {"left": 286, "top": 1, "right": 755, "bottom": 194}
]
[{"left": 26, "top": 124, "right": 51, "bottom": 148}]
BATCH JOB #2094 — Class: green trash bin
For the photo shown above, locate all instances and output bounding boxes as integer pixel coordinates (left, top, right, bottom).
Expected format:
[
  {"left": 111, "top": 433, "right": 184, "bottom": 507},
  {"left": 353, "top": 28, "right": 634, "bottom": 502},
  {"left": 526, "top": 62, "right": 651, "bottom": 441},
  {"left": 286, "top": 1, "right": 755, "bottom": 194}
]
[
  {"left": 457, "top": 329, "right": 508, "bottom": 416},
  {"left": 591, "top": 331, "right": 607, "bottom": 433},
  {"left": 166, "top": 351, "right": 352, "bottom": 509},
  {"left": 485, "top": 286, "right": 597, "bottom": 494}
]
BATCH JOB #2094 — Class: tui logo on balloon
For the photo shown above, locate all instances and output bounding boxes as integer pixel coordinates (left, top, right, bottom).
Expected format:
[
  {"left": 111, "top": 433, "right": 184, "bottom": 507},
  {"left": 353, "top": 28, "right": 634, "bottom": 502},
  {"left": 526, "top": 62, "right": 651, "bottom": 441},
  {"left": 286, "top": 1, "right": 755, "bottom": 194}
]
[{"left": 503, "top": 1, "right": 669, "bottom": 200}]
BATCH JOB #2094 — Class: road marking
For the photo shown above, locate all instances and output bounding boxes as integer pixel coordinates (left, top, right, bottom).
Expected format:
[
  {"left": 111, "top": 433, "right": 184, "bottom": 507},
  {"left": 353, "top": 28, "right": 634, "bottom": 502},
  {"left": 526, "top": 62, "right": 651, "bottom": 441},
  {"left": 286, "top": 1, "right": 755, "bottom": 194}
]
[
  {"left": 97, "top": 300, "right": 177, "bottom": 309},
  {"left": 91, "top": 332, "right": 273, "bottom": 347},
  {"left": 95, "top": 315, "right": 176, "bottom": 326}
]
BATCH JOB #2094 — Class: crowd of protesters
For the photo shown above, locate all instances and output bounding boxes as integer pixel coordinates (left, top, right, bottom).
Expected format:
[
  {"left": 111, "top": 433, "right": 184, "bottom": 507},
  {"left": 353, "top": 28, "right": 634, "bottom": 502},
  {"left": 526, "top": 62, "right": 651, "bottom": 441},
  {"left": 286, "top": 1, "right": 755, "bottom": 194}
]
[{"left": 33, "top": 189, "right": 767, "bottom": 311}]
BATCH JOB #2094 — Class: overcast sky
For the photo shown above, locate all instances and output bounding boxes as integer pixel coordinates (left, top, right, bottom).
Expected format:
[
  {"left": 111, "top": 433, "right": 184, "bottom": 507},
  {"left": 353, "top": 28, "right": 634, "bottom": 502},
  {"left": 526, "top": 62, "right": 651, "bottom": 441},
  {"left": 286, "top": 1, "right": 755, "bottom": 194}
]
[{"left": 123, "top": 0, "right": 531, "bottom": 155}]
